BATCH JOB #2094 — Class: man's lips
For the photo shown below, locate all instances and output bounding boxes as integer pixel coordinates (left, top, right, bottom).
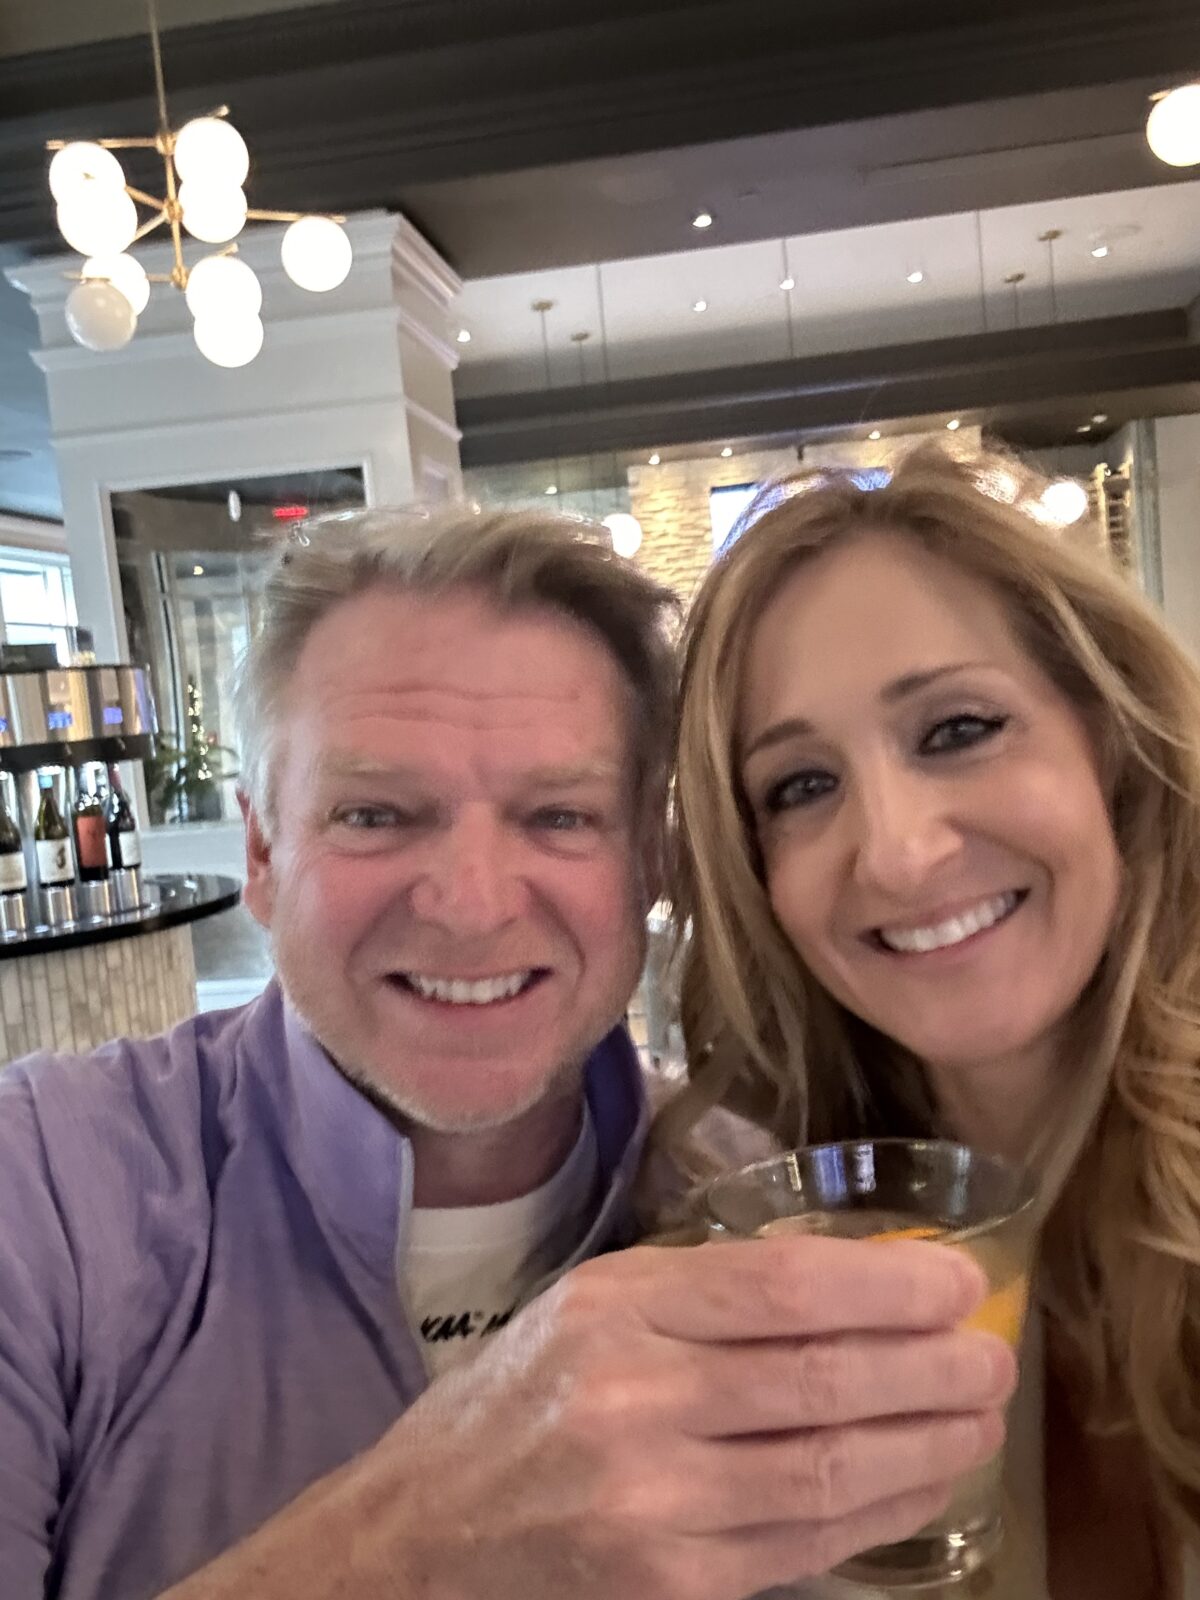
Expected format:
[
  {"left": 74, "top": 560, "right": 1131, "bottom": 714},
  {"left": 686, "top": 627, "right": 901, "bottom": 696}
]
[{"left": 386, "top": 968, "right": 552, "bottom": 1007}]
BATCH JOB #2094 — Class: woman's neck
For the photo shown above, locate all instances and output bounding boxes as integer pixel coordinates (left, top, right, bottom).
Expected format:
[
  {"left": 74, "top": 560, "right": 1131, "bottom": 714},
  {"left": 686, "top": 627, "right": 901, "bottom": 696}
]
[{"left": 922, "top": 1036, "right": 1060, "bottom": 1162}]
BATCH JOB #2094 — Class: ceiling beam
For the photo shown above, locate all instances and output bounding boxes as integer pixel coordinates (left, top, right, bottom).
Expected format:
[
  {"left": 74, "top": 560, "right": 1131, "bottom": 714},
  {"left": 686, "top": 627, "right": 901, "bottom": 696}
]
[
  {"left": 3, "top": 0, "right": 1200, "bottom": 250},
  {"left": 457, "top": 309, "right": 1200, "bottom": 463}
]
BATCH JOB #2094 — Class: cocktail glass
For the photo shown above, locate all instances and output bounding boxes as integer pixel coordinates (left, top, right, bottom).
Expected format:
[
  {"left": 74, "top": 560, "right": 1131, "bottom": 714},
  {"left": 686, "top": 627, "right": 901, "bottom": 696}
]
[{"left": 704, "top": 1138, "right": 1037, "bottom": 1589}]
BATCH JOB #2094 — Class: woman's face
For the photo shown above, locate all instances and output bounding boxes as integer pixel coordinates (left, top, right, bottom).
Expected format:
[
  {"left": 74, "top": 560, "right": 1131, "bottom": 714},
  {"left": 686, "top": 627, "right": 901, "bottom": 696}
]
[{"left": 737, "top": 531, "right": 1122, "bottom": 1097}]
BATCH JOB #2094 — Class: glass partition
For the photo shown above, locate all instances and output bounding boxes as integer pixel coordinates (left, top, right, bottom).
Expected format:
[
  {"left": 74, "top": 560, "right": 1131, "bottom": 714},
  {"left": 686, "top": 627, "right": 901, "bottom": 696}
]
[{"left": 112, "top": 467, "right": 365, "bottom": 824}]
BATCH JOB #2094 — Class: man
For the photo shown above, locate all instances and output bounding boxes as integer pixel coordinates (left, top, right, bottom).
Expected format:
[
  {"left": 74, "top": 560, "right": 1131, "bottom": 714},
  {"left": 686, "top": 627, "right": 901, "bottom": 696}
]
[{"left": 0, "top": 506, "right": 1014, "bottom": 1600}]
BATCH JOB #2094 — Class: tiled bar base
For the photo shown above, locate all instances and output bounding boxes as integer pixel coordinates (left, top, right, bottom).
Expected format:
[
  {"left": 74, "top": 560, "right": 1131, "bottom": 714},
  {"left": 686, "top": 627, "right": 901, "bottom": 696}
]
[{"left": 0, "top": 924, "right": 198, "bottom": 1062}]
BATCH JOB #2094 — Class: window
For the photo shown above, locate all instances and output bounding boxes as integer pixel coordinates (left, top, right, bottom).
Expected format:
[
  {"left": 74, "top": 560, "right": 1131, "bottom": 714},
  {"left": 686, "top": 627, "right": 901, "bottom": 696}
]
[
  {"left": 709, "top": 482, "right": 760, "bottom": 554},
  {"left": 0, "top": 550, "right": 79, "bottom": 665}
]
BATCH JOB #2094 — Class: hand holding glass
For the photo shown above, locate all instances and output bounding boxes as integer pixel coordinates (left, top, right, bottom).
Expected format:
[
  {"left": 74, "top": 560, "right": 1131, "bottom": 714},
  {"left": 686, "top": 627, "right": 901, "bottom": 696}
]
[{"left": 705, "top": 1139, "right": 1037, "bottom": 1589}]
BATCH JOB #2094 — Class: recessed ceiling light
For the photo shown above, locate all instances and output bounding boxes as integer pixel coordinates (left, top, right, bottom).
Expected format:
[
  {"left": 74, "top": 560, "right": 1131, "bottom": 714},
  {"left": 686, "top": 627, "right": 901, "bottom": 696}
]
[
  {"left": 868, "top": 429, "right": 882, "bottom": 441},
  {"left": 456, "top": 328, "right": 472, "bottom": 343},
  {"left": 907, "top": 269, "right": 925, "bottom": 285},
  {"left": 692, "top": 211, "right": 714, "bottom": 229},
  {"left": 720, "top": 446, "right": 733, "bottom": 457},
  {"left": 192, "top": 565, "right": 205, "bottom": 576},
  {"left": 692, "top": 299, "right": 708, "bottom": 313},
  {"left": 1091, "top": 413, "right": 1108, "bottom": 425},
  {"left": 648, "top": 452, "right": 661, "bottom": 465},
  {"left": 946, "top": 418, "right": 961, "bottom": 431},
  {"left": 545, "top": 485, "right": 558, "bottom": 496},
  {"left": 1090, "top": 245, "right": 1110, "bottom": 259},
  {"left": 1077, "top": 424, "right": 1092, "bottom": 434},
  {"left": 779, "top": 275, "right": 795, "bottom": 291}
]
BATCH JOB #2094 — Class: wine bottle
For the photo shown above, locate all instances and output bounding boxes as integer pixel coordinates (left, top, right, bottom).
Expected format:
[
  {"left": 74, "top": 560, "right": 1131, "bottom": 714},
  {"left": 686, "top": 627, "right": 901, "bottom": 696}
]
[
  {"left": 106, "top": 764, "right": 142, "bottom": 870},
  {"left": 0, "top": 779, "right": 27, "bottom": 896},
  {"left": 34, "top": 773, "right": 74, "bottom": 887},
  {"left": 72, "top": 766, "right": 109, "bottom": 882}
]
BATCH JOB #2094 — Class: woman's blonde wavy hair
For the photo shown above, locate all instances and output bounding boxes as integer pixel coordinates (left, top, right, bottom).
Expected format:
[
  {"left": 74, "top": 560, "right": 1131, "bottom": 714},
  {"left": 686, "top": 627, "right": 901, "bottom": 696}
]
[{"left": 658, "top": 441, "right": 1200, "bottom": 1547}]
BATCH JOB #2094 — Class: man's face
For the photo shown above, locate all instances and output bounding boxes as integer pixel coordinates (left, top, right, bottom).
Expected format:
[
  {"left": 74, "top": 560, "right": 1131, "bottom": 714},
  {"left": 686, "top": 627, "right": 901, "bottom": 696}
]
[{"left": 242, "top": 584, "right": 649, "bottom": 1132}]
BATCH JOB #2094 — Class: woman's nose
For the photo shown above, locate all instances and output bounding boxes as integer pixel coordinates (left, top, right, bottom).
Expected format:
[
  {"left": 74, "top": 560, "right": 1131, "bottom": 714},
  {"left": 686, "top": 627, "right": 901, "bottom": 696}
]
[{"left": 849, "top": 767, "right": 963, "bottom": 898}]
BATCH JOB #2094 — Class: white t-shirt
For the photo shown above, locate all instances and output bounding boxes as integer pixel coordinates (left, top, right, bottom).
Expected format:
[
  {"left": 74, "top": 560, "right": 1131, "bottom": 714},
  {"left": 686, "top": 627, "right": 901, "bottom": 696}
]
[{"left": 405, "top": 1107, "right": 600, "bottom": 1376}]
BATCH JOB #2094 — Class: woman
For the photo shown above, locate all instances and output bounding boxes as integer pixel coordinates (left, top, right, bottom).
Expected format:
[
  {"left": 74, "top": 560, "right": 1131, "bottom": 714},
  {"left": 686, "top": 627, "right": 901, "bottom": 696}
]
[{"left": 657, "top": 444, "right": 1200, "bottom": 1598}]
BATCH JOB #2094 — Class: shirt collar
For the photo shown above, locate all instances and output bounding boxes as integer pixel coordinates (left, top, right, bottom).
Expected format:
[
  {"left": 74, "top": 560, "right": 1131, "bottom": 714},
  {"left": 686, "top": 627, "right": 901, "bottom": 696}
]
[{"left": 252, "top": 983, "right": 649, "bottom": 1278}]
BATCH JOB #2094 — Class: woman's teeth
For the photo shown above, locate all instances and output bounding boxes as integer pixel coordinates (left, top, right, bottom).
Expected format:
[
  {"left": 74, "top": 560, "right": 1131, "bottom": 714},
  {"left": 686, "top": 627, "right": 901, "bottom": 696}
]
[
  {"left": 403, "top": 971, "right": 534, "bottom": 1005},
  {"left": 877, "top": 891, "right": 1019, "bottom": 954}
]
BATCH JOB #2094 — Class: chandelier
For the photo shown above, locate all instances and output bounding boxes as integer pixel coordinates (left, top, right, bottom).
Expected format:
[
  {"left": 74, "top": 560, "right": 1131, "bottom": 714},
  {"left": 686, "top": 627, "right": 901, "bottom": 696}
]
[
  {"left": 45, "top": 0, "right": 352, "bottom": 368},
  {"left": 1147, "top": 82, "right": 1200, "bottom": 167}
]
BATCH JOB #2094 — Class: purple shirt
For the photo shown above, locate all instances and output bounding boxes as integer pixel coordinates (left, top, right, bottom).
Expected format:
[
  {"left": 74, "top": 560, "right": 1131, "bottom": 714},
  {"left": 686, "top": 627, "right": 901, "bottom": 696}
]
[{"left": 0, "top": 981, "right": 648, "bottom": 1600}]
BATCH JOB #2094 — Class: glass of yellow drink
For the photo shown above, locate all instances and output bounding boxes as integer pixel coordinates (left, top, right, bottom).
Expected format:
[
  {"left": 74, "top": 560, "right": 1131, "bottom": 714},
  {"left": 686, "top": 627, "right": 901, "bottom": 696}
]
[{"left": 704, "top": 1139, "right": 1037, "bottom": 1589}]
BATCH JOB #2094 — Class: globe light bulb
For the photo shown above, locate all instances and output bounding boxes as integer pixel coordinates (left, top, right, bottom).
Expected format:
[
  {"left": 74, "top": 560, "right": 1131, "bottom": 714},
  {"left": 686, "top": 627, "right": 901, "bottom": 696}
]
[
  {"left": 1146, "top": 84, "right": 1200, "bottom": 167},
  {"left": 57, "top": 189, "right": 139, "bottom": 258},
  {"left": 81, "top": 253, "right": 150, "bottom": 315},
  {"left": 1038, "top": 479, "right": 1089, "bottom": 526},
  {"left": 185, "top": 255, "right": 263, "bottom": 321},
  {"left": 49, "top": 142, "right": 126, "bottom": 203},
  {"left": 603, "top": 512, "right": 643, "bottom": 558},
  {"left": 64, "top": 280, "right": 137, "bottom": 351},
  {"left": 173, "top": 117, "right": 250, "bottom": 187},
  {"left": 179, "top": 182, "right": 248, "bottom": 244},
  {"left": 280, "top": 217, "right": 353, "bottom": 292},
  {"left": 193, "top": 312, "right": 264, "bottom": 368}
]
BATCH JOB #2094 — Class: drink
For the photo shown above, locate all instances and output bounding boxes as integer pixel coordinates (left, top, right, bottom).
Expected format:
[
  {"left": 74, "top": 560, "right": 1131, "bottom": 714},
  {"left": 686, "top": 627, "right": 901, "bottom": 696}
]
[
  {"left": 757, "top": 1209, "right": 1028, "bottom": 1345},
  {"left": 706, "top": 1140, "right": 1037, "bottom": 1589},
  {"left": 106, "top": 764, "right": 142, "bottom": 870},
  {"left": 0, "top": 778, "right": 26, "bottom": 896},
  {"left": 34, "top": 773, "right": 74, "bottom": 887},
  {"left": 72, "top": 766, "right": 109, "bottom": 882}
]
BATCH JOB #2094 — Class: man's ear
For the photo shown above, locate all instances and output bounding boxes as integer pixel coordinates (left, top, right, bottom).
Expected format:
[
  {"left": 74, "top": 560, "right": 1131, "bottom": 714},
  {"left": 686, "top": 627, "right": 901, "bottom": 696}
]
[
  {"left": 638, "top": 795, "right": 668, "bottom": 915},
  {"left": 238, "top": 788, "right": 276, "bottom": 930}
]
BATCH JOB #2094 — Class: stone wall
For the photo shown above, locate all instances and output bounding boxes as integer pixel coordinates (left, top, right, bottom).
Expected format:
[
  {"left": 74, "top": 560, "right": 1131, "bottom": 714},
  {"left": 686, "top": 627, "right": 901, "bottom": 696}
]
[{"left": 628, "top": 447, "right": 798, "bottom": 604}]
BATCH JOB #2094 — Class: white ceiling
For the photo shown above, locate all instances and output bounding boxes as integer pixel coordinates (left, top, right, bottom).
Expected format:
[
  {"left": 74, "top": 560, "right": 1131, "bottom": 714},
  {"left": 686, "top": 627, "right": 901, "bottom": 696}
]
[{"left": 453, "top": 177, "right": 1200, "bottom": 397}]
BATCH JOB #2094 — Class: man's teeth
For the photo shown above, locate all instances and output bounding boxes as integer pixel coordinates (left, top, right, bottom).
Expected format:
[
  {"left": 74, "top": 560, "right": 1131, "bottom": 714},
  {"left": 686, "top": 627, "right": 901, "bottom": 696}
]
[
  {"left": 404, "top": 972, "right": 533, "bottom": 1005},
  {"left": 878, "top": 892, "right": 1018, "bottom": 954}
]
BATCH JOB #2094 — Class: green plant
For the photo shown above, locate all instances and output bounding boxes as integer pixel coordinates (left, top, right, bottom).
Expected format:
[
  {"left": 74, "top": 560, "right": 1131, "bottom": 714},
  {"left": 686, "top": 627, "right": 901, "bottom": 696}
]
[{"left": 144, "top": 678, "right": 239, "bottom": 824}]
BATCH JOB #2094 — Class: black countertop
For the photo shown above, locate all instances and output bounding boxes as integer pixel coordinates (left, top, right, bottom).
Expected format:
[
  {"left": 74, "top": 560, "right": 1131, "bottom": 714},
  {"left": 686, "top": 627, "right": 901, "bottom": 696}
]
[{"left": 0, "top": 874, "right": 241, "bottom": 959}]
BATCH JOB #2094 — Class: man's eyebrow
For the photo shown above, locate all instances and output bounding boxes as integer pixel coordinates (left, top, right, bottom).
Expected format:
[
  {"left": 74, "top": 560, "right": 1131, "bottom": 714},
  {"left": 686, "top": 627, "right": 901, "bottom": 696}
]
[
  {"left": 313, "top": 755, "right": 419, "bottom": 781},
  {"left": 521, "top": 763, "right": 625, "bottom": 787},
  {"left": 741, "top": 662, "right": 988, "bottom": 764},
  {"left": 311, "top": 756, "right": 624, "bottom": 786}
]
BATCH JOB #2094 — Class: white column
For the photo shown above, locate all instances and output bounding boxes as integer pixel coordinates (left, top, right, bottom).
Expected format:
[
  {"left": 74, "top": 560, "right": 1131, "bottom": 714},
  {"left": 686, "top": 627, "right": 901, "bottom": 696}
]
[
  {"left": 1151, "top": 416, "right": 1200, "bottom": 664},
  {"left": 5, "top": 211, "right": 463, "bottom": 657}
]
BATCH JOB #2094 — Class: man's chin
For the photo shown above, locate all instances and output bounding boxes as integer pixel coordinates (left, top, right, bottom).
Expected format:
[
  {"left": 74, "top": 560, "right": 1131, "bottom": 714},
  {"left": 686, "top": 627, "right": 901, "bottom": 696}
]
[{"left": 337, "top": 1052, "right": 582, "bottom": 1135}]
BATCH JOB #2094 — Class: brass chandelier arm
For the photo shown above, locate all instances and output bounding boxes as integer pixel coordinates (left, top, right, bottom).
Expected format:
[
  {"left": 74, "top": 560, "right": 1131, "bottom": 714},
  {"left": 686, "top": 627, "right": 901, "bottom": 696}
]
[
  {"left": 45, "top": 138, "right": 162, "bottom": 152},
  {"left": 123, "top": 184, "right": 165, "bottom": 209},
  {"left": 246, "top": 208, "right": 347, "bottom": 224},
  {"left": 131, "top": 210, "right": 170, "bottom": 245}
]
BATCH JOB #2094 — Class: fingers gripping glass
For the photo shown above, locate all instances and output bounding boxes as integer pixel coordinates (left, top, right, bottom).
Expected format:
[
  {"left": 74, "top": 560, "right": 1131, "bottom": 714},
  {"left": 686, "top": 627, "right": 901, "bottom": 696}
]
[{"left": 705, "top": 1139, "right": 1038, "bottom": 1590}]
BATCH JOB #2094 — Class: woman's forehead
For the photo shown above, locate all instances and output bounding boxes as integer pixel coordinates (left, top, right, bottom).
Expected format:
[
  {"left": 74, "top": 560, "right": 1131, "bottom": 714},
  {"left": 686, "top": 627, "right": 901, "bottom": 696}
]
[{"left": 740, "top": 532, "right": 1024, "bottom": 704}]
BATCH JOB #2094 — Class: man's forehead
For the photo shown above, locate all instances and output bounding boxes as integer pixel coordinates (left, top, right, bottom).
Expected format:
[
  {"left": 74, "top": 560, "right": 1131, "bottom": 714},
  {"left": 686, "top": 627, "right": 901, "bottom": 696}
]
[{"left": 305, "top": 583, "right": 602, "bottom": 661}]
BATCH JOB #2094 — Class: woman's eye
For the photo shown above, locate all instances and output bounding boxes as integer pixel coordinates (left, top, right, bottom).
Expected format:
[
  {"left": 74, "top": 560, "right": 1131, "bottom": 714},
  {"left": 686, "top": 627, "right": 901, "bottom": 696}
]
[
  {"left": 763, "top": 770, "right": 838, "bottom": 813},
  {"left": 920, "top": 714, "right": 1008, "bottom": 755}
]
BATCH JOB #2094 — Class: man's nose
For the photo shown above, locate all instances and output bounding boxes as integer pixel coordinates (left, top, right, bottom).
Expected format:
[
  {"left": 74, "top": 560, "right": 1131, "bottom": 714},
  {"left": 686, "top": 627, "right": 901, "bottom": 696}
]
[
  {"left": 849, "top": 765, "right": 962, "bottom": 899},
  {"left": 408, "top": 811, "right": 527, "bottom": 935}
]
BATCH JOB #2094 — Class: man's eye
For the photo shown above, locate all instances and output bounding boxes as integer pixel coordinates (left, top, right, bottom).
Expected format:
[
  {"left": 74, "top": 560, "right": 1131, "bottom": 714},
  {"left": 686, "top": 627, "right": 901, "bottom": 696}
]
[
  {"left": 763, "top": 770, "right": 838, "bottom": 813},
  {"left": 333, "top": 805, "right": 406, "bottom": 830},
  {"left": 528, "top": 807, "right": 593, "bottom": 833},
  {"left": 920, "top": 714, "right": 1008, "bottom": 755}
]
